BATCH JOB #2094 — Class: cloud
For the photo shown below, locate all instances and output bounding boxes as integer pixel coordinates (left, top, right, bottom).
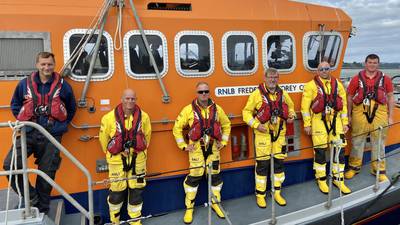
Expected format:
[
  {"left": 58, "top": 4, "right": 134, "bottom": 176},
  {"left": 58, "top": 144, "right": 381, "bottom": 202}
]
[{"left": 292, "top": 0, "right": 400, "bottom": 62}]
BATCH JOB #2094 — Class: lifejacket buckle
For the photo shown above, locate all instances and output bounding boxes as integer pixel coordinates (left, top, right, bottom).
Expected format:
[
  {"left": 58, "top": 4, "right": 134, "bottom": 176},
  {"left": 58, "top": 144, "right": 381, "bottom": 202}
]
[
  {"left": 35, "top": 105, "right": 48, "bottom": 115},
  {"left": 363, "top": 98, "right": 370, "bottom": 106},
  {"left": 325, "top": 105, "right": 332, "bottom": 114},
  {"left": 123, "top": 141, "right": 133, "bottom": 150},
  {"left": 271, "top": 115, "right": 277, "bottom": 125}
]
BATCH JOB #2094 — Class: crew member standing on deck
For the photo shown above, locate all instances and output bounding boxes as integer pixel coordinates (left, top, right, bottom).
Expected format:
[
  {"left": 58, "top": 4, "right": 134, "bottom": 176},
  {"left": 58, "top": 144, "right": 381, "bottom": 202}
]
[
  {"left": 345, "top": 54, "right": 394, "bottom": 182},
  {"left": 301, "top": 61, "right": 351, "bottom": 194},
  {"left": 99, "top": 89, "right": 151, "bottom": 225},
  {"left": 173, "top": 82, "right": 231, "bottom": 224},
  {"left": 3, "top": 52, "right": 76, "bottom": 214},
  {"left": 242, "top": 68, "right": 295, "bottom": 208}
]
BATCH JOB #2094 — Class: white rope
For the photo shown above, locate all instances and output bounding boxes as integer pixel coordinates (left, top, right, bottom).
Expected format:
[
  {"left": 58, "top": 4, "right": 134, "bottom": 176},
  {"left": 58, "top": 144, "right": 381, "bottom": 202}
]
[
  {"left": 113, "top": 0, "right": 123, "bottom": 50},
  {"left": 60, "top": 0, "right": 114, "bottom": 75},
  {"left": 4, "top": 121, "right": 24, "bottom": 225}
]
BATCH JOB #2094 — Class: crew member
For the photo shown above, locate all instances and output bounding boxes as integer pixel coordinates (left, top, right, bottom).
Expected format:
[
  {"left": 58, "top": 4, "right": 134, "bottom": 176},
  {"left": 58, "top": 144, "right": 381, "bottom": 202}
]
[
  {"left": 345, "top": 54, "right": 394, "bottom": 182},
  {"left": 301, "top": 61, "right": 351, "bottom": 194},
  {"left": 242, "top": 68, "right": 295, "bottom": 208},
  {"left": 173, "top": 82, "right": 231, "bottom": 224},
  {"left": 3, "top": 52, "right": 77, "bottom": 213},
  {"left": 99, "top": 89, "right": 151, "bottom": 225}
]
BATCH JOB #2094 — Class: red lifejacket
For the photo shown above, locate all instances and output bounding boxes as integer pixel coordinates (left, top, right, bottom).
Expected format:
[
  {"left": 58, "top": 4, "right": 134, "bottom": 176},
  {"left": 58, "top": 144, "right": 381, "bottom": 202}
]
[
  {"left": 311, "top": 76, "right": 343, "bottom": 114},
  {"left": 107, "top": 104, "right": 147, "bottom": 155},
  {"left": 352, "top": 71, "right": 387, "bottom": 105},
  {"left": 256, "top": 84, "right": 289, "bottom": 124},
  {"left": 188, "top": 99, "right": 222, "bottom": 142},
  {"left": 17, "top": 72, "right": 67, "bottom": 122}
]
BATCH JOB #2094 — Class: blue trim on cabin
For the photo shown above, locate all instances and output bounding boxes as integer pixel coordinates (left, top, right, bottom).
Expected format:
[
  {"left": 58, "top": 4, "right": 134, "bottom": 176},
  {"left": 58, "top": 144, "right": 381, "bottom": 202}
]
[{"left": 58, "top": 143, "right": 400, "bottom": 222}]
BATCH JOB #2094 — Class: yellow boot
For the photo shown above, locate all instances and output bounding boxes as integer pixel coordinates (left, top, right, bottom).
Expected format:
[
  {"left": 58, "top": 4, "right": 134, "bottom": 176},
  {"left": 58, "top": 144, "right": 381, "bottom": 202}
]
[
  {"left": 183, "top": 181, "right": 198, "bottom": 224},
  {"left": 273, "top": 172, "right": 286, "bottom": 206},
  {"left": 317, "top": 180, "right": 329, "bottom": 194},
  {"left": 333, "top": 180, "right": 352, "bottom": 194},
  {"left": 379, "top": 174, "right": 389, "bottom": 182},
  {"left": 256, "top": 196, "right": 266, "bottom": 208},
  {"left": 344, "top": 169, "right": 358, "bottom": 179},
  {"left": 211, "top": 188, "right": 225, "bottom": 218},
  {"left": 183, "top": 209, "right": 193, "bottom": 224},
  {"left": 211, "top": 204, "right": 225, "bottom": 218},
  {"left": 273, "top": 190, "right": 286, "bottom": 206},
  {"left": 129, "top": 220, "right": 142, "bottom": 225}
]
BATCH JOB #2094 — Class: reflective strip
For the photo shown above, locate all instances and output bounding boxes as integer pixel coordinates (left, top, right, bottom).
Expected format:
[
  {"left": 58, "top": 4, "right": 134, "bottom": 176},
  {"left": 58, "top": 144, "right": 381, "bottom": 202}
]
[
  {"left": 341, "top": 113, "right": 347, "bottom": 118},
  {"left": 333, "top": 165, "right": 344, "bottom": 173},
  {"left": 222, "top": 134, "right": 229, "bottom": 142},
  {"left": 184, "top": 186, "right": 198, "bottom": 193},
  {"left": 248, "top": 118, "right": 255, "bottom": 126},
  {"left": 176, "top": 138, "right": 185, "bottom": 143},
  {"left": 108, "top": 202, "right": 123, "bottom": 211},
  {"left": 211, "top": 184, "right": 222, "bottom": 191},
  {"left": 128, "top": 203, "right": 143, "bottom": 213},
  {"left": 302, "top": 112, "right": 310, "bottom": 117},
  {"left": 274, "top": 175, "right": 285, "bottom": 182},
  {"left": 256, "top": 178, "right": 266, "bottom": 184},
  {"left": 314, "top": 166, "right": 325, "bottom": 172}
]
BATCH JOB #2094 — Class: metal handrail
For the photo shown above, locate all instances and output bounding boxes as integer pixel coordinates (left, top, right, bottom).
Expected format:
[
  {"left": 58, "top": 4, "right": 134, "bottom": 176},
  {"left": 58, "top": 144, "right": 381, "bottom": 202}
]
[{"left": 0, "top": 121, "right": 94, "bottom": 225}]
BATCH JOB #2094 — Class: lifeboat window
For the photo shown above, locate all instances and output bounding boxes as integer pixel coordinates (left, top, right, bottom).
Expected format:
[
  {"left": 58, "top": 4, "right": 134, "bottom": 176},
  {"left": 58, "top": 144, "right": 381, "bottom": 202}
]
[
  {"left": 222, "top": 31, "right": 258, "bottom": 76},
  {"left": 0, "top": 32, "right": 51, "bottom": 80},
  {"left": 303, "top": 32, "right": 343, "bottom": 70},
  {"left": 63, "top": 29, "right": 114, "bottom": 81},
  {"left": 263, "top": 32, "right": 296, "bottom": 73},
  {"left": 175, "top": 31, "right": 214, "bottom": 77},
  {"left": 123, "top": 30, "right": 168, "bottom": 79}
]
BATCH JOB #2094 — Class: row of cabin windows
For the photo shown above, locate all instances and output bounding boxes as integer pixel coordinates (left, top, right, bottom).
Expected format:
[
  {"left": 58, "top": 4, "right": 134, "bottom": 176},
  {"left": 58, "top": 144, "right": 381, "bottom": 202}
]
[{"left": 0, "top": 31, "right": 342, "bottom": 80}]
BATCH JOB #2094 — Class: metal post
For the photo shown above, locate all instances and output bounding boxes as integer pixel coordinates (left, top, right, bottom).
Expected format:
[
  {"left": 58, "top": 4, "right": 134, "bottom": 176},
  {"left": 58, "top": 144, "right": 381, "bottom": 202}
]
[
  {"left": 373, "top": 127, "right": 383, "bottom": 192},
  {"left": 325, "top": 141, "right": 334, "bottom": 209},
  {"left": 207, "top": 162, "right": 212, "bottom": 225},
  {"left": 269, "top": 152, "right": 276, "bottom": 225},
  {"left": 78, "top": 15, "right": 108, "bottom": 107},
  {"left": 20, "top": 126, "right": 32, "bottom": 218},
  {"left": 128, "top": 0, "right": 170, "bottom": 103}
]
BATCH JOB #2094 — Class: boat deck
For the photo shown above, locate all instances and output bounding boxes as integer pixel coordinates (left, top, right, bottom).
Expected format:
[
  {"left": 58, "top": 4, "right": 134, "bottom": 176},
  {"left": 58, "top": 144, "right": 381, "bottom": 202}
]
[
  {"left": 1, "top": 148, "right": 400, "bottom": 225},
  {"left": 144, "top": 148, "right": 400, "bottom": 225}
]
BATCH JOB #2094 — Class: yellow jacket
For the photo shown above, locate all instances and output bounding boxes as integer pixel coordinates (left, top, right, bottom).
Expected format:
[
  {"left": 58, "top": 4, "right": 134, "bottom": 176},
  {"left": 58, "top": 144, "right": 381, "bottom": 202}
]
[
  {"left": 99, "top": 107, "right": 151, "bottom": 162},
  {"left": 242, "top": 84, "right": 295, "bottom": 134},
  {"left": 173, "top": 100, "right": 231, "bottom": 150},
  {"left": 301, "top": 76, "right": 348, "bottom": 128}
]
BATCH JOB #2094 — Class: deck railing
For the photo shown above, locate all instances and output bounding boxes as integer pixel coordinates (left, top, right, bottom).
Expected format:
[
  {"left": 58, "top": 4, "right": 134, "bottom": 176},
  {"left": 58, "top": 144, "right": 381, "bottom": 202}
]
[{"left": 0, "top": 121, "right": 94, "bottom": 225}]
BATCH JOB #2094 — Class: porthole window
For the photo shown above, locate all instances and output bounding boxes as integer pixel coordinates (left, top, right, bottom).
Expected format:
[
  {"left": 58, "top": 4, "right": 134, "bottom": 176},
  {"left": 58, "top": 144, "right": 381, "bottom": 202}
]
[
  {"left": 263, "top": 31, "right": 296, "bottom": 73},
  {"left": 222, "top": 31, "right": 258, "bottom": 76},
  {"left": 63, "top": 29, "right": 114, "bottom": 81},
  {"left": 123, "top": 30, "right": 168, "bottom": 79},
  {"left": 174, "top": 31, "right": 214, "bottom": 77},
  {"left": 303, "top": 32, "right": 343, "bottom": 70}
]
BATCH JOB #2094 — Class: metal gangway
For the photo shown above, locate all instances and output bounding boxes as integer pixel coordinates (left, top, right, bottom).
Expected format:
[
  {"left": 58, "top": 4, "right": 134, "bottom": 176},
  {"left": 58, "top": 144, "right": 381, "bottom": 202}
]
[{"left": 0, "top": 121, "right": 94, "bottom": 225}]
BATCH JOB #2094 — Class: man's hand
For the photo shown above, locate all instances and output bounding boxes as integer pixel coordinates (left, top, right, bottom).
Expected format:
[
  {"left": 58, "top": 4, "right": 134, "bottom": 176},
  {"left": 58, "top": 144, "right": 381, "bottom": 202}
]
[
  {"left": 287, "top": 114, "right": 296, "bottom": 123},
  {"left": 389, "top": 116, "right": 393, "bottom": 125},
  {"left": 257, "top": 124, "right": 267, "bottom": 133},
  {"left": 121, "top": 149, "right": 129, "bottom": 157},
  {"left": 343, "top": 125, "right": 349, "bottom": 134},
  {"left": 216, "top": 141, "right": 224, "bottom": 150},
  {"left": 185, "top": 143, "right": 195, "bottom": 152},
  {"left": 304, "top": 126, "right": 312, "bottom": 135}
]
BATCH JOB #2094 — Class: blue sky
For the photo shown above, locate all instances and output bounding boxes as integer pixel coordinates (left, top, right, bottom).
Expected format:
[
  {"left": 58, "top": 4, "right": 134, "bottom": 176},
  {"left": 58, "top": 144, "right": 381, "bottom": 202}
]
[{"left": 293, "top": 0, "right": 400, "bottom": 63}]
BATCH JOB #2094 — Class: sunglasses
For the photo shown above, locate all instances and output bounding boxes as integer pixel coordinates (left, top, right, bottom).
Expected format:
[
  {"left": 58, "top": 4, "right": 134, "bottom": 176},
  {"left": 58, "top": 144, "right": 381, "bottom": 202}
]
[
  {"left": 197, "top": 90, "right": 210, "bottom": 94},
  {"left": 318, "top": 67, "right": 330, "bottom": 72}
]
